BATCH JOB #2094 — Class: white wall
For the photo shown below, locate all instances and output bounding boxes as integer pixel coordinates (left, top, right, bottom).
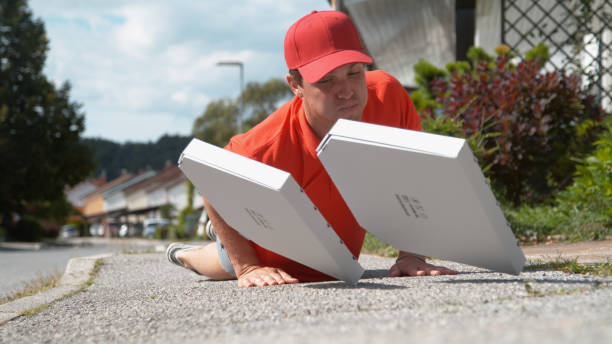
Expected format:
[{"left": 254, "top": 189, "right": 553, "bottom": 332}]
[
  {"left": 148, "top": 188, "right": 167, "bottom": 208},
  {"left": 168, "top": 182, "right": 188, "bottom": 212},
  {"left": 104, "top": 191, "right": 126, "bottom": 213},
  {"left": 126, "top": 190, "right": 148, "bottom": 211},
  {"left": 66, "top": 182, "right": 97, "bottom": 207}
]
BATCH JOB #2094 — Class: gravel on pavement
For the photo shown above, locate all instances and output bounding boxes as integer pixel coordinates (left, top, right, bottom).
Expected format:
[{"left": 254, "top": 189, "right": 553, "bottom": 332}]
[{"left": 1, "top": 252, "right": 610, "bottom": 344}]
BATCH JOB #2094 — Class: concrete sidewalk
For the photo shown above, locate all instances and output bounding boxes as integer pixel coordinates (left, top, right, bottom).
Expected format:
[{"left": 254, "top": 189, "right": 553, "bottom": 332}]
[
  {"left": 1, "top": 241, "right": 611, "bottom": 343},
  {"left": 522, "top": 239, "right": 612, "bottom": 263}
]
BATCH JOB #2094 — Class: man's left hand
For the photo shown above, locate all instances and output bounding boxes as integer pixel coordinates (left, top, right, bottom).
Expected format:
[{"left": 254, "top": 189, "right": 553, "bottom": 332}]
[{"left": 389, "top": 255, "right": 458, "bottom": 277}]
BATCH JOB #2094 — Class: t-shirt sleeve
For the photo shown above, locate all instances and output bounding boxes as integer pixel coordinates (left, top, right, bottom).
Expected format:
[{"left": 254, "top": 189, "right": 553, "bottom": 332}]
[
  {"left": 386, "top": 72, "right": 422, "bottom": 131},
  {"left": 365, "top": 70, "right": 422, "bottom": 131},
  {"left": 224, "top": 134, "right": 250, "bottom": 157}
]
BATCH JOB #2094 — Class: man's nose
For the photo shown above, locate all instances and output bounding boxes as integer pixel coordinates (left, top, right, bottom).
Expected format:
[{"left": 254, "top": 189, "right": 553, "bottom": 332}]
[{"left": 336, "top": 79, "right": 353, "bottom": 99}]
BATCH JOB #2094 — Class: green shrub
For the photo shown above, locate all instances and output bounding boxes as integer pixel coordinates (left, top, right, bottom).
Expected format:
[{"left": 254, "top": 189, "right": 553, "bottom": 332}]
[
  {"left": 429, "top": 55, "right": 604, "bottom": 204},
  {"left": 505, "top": 117, "right": 612, "bottom": 242},
  {"left": 558, "top": 117, "right": 612, "bottom": 212},
  {"left": 421, "top": 114, "right": 499, "bottom": 176},
  {"left": 6, "top": 217, "right": 43, "bottom": 242},
  {"left": 415, "top": 43, "right": 605, "bottom": 204},
  {"left": 555, "top": 116, "right": 612, "bottom": 238},
  {"left": 361, "top": 232, "right": 398, "bottom": 257},
  {"left": 154, "top": 226, "right": 166, "bottom": 240}
]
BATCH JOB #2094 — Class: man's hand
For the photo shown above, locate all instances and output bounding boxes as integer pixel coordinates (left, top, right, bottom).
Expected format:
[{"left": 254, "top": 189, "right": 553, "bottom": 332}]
[
  {"left": 389, "top": 254, "right": 458, "bottom": 277},
  {"left": 238, "top": 265, "right": 299, "bottom": 288}
]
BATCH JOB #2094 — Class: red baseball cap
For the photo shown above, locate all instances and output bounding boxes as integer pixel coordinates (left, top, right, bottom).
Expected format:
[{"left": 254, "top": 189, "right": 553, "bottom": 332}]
[{"left": 284, "top": 10, "right": 372, "bottom": 83}]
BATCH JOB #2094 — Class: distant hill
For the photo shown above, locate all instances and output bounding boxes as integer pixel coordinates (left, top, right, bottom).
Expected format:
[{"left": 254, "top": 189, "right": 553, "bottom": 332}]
[{"left": 82, "top": 134, "right": 192, "bottom": 180}]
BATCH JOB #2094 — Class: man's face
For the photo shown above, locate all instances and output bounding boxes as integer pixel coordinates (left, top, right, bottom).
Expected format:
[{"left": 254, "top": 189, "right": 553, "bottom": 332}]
[{"left": 293, "top": 63, "right": 368, "bottom": 136}]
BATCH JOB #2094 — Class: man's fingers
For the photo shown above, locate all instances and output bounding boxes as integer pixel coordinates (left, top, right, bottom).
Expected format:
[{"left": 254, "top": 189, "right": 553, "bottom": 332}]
[
  {"left": 278, "top": 270, "right": 299, "bottom": 284},
  {"left": 424, "top": 265, "right": 458, "bottom": 276},
  {"left": 238, "top": 267, "right": 299, "bottom": 288},
  {"left": 238, "top": 278, "right": 255, "bottom": 288},
  {"left": 391, "top": 258, "right": 458, "bottom": 277},
  {"left": 261, "top": 275, "right": 279, "bottom": 285}
]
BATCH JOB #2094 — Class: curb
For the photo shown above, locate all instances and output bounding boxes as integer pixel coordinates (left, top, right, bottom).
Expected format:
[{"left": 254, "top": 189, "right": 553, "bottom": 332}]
[
  {"left": 0, "top": 252, "right": 114, "bottom": 325},
  {"left": 522, "top": 240, "right": 612, "bottom": 264},
  {"left": 0, "top": 242, "right": 43, "bottom": 251}
]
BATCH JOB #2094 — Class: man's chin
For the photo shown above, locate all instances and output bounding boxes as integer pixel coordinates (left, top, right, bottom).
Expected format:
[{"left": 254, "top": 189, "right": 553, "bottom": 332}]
[{"left": 336, "top": 112, "right": 361, "bottom": 122}]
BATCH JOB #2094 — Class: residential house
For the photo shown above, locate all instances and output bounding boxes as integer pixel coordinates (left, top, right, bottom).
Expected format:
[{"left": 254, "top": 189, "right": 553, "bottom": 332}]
[
  {"left": 123, "top": 164, "right": 204, "bottom": 224},
  {"left": 331, "top": 0, "right": 610, "bottom": 110},
  {"left": 102, "top": 170, "right": 156, "bottom": 223},
  {"left": 65, "top": 177, "right": 107, "bottom": 210},
  {"left": 81, "top": 172, "right": 134, "bottom": 224}
]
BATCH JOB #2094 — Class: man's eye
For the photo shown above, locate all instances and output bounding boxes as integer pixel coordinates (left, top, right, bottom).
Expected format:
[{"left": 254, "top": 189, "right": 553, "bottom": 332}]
[{"left": 318, "top": 78, "right": 331, "bottom": 84}]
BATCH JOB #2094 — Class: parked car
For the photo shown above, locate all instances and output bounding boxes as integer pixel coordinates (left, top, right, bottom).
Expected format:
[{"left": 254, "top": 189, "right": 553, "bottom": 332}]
[
  {"left": 142, "top": 218, "right": 171, "bottom": 239},
  {"left": 107, "top": 222, "right": 125, "bottom": 237},
  {"left": 89, "top": 223, "right": 103, "bottom": 237},
  {"left": 59, "top": 224, "right": 79, "bottom": 239},
  {"left": 119, "top": 223, "right": 143, "bottom": 237}
]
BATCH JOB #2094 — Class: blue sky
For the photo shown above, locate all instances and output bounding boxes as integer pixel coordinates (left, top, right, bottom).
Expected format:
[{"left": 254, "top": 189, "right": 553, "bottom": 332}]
[{"left": 29, "top": 0, "right": 332, "bottom": 142}]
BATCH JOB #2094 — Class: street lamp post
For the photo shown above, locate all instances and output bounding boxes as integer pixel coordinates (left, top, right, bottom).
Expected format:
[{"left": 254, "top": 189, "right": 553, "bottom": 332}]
[{"left": 216, "top": 60, "right": 244, "bottom": 133}]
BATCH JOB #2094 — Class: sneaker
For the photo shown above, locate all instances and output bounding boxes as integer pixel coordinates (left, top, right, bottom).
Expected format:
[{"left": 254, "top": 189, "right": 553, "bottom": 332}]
[
  {"left": 205, "top": 220, "right": 216, "bottom": 242},
  {"left": 166, "top": 242, "right": 202, "bottom": 274}
]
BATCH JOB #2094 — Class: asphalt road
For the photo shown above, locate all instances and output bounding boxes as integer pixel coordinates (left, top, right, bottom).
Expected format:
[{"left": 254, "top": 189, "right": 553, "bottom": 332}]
[
  {"left": 0, "top": 244, "right": 113, "bottom": 298},
  {"left": 0, "top": 239, "right": 163, "bottom": 298},
  {"left": 1, "top": 253, "right": 610, "bottom": 343}
]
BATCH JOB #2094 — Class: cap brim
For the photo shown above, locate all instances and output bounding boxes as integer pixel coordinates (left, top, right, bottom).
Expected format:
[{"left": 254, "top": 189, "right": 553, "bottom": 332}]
[{"left": 298, "top": 50, "right": 373, "bottom": 84}]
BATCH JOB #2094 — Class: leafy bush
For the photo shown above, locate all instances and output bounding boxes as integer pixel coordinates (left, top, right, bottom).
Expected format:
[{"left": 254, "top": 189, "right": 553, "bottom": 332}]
[
  {"left": 558, "top": 117, "right": 612, "bottom": 213},
  {"left": 6, "top": 217, "right": 43, "bottom": 242},
  {"left": 361, "top": 232, "right": 398, "bottom": 257},
  {"left": 556, "top": 116, "right": 612, "bottom": 237},
  {"left": 505, "top": 117, "right": 612, "bottom": 242},
  {"left": 424, "top": 51, "right": 604, "bottom": 204},
  {"left": 421, "top": 114, "right": 499, "bottom": 176}
]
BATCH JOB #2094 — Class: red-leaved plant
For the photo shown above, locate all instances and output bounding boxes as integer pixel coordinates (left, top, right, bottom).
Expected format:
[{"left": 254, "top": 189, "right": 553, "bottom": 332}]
[{"left": 427, "top": 56, "right": 604, "bottom": 204}]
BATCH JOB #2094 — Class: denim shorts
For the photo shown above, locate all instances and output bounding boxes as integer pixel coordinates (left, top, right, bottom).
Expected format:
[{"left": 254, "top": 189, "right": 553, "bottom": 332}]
[{"left": 216, "top": 231, "right": 236, "bottom": 277}]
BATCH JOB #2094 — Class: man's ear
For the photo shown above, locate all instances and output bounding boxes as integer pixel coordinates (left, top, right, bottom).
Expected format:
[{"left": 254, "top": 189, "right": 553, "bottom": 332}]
[{"left": 286, "top": 73, "right": 303, "bottom": 98}]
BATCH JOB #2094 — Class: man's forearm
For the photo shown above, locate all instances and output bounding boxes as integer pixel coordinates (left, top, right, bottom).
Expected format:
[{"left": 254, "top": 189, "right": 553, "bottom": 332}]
[{"left": 204, "top": 199, "right": 261, "bottom": 277}]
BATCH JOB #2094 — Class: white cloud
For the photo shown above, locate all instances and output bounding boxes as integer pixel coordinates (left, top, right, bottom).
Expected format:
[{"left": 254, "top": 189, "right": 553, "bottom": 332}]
[{"left": 28, "top": 0, "right": 332, "bottom": 142}]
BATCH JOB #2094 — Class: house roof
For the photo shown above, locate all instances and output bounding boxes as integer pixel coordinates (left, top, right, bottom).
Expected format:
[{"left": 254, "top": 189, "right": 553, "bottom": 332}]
[
  {"left": 123, "top": 165, "right": 184, "bottom": 195},
  {"left": 64, "top": 176, "right": 107, "bottom": 195},
  {"left": 82, "top": 172, "right": 134, "bottom": 200},
  {"left": 101, "top": 170, "right": 156, "bottom": 198}
]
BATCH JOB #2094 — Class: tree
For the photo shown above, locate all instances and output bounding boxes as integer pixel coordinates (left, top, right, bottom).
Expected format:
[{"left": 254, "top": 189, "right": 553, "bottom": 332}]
[
  {"left": 0, "top": 0, "right": 95, "bottom": 235},
  {"left": 241, "top": 78, "right": 292, "bottom": 130},
  {"left": 192, "top": 98, "right": 239, "bottom": 147},
  {"left": 82, "top": 134, "right": 191, "bottom": 180},
  {"left": 192, "top": 78, "right": 292, "bottom": 147}
]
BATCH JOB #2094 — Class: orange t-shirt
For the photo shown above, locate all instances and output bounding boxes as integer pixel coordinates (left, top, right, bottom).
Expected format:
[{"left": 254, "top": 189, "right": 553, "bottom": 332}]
[{"left": 225, "top": 70, "right": 422, "bottom": 281}]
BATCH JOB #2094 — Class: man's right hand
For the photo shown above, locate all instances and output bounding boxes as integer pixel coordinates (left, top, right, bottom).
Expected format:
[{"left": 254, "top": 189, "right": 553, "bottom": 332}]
[{"left": 238, "top": 265, "right": 299, "bottom": 288}]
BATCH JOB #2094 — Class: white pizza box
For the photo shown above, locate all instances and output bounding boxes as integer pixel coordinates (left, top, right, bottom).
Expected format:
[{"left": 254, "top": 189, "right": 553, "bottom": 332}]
[
  {"left": 178, "top": 138, "right": 364, "bottom": 284},
  {"left": 317, "top": 119, "right": 525, "bottom": 275}
]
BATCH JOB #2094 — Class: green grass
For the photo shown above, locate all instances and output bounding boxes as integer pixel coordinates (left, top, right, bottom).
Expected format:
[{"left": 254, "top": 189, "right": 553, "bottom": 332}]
[
  {"left": 523, "top": 281, "right": 593, "bottom": 298},
  {"left": 525, "top": 260, "right": 612, "bottom": 276},
  {"left": 504, "top": 203, "right": 611, "bottom": 244},
  {"left": 361, "top": 232, "right": 398, "bottom": 257},
  {"left": 20, "top": 259, "right": 104, "bottom": 318},
  {"left": 0, "top": 270, "right": 62, "bottom": 306},
  {"left": 0, "top": 258, "right": 105, "bottom": 319}
]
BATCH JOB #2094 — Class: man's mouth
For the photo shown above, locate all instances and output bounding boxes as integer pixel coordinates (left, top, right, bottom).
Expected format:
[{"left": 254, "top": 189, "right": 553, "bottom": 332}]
[{"left": 338, "top": 103, "right": 358, "bottom": 113}]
